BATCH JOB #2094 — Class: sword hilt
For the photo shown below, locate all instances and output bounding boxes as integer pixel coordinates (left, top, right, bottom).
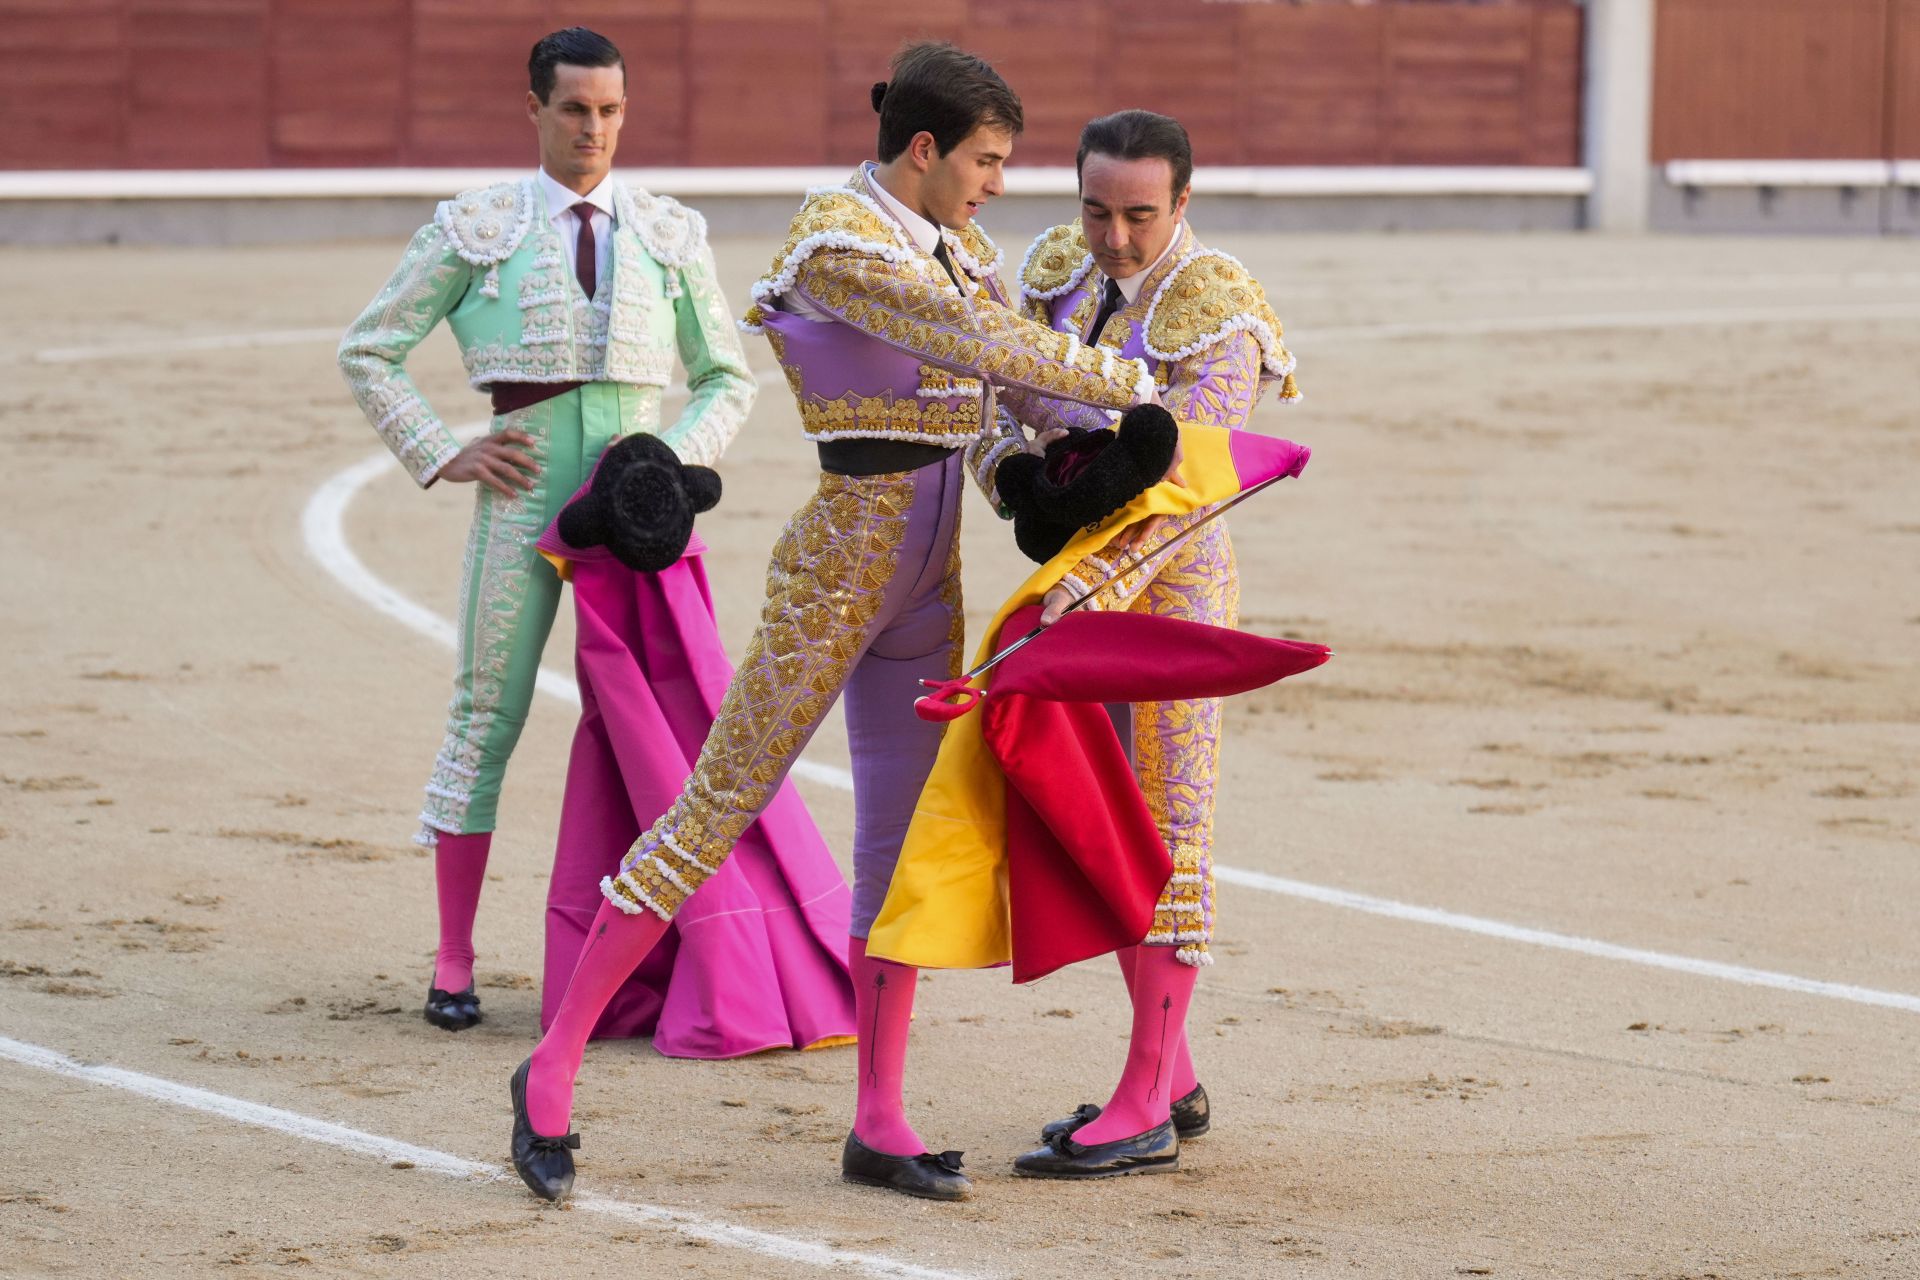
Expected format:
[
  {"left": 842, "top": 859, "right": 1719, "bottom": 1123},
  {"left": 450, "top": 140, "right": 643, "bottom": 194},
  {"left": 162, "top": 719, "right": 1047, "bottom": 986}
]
[{"left": 914, "top": 676, "right": 985, "bottom": 722}]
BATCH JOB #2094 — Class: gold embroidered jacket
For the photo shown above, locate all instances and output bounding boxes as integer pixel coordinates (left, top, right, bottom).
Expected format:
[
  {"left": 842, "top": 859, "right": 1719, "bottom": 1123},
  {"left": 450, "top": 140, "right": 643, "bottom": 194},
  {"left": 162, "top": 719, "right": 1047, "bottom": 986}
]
[
  {"left": 742, "top": 167, "right": 1157, "bottom": 506},
  {"left": 1011, "top": 220, "right": 1301, "bottom": 604}
]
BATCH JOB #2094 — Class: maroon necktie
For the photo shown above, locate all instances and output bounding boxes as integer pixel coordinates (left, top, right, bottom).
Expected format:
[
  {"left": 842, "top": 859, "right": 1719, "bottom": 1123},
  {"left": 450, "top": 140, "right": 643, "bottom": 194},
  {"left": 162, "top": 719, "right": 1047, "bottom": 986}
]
[{"left": 571, "top": 203, "right": 597, "bottom": 300}]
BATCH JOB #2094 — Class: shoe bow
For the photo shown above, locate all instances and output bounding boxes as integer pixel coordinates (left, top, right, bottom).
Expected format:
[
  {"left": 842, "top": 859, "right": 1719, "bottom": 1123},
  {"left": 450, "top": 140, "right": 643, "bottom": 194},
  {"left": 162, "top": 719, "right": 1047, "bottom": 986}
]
[
  {"left": 528, "top": 1131, "right": 581, "bottom": 1153},
  {"left": 1043, "top": 1130, "right": 1082, "bottom": 1156},
  {"left": 919, "top": 1150, "right": 965, "bottom": 1174}
]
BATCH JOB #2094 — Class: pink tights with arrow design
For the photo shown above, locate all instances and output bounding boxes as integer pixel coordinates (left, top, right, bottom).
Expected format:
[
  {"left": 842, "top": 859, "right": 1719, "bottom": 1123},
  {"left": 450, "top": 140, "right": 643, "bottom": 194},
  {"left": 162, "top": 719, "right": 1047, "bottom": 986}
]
[{"left": 1070, "top": 945, "right": 1198, "bottom": 1146}]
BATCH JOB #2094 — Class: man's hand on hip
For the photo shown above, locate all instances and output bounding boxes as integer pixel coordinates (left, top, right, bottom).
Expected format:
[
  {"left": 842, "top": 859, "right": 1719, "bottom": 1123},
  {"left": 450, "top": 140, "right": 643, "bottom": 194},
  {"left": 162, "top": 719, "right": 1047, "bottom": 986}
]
[{"left": 435, "top": 431, "right": 541, "bottom": 496}]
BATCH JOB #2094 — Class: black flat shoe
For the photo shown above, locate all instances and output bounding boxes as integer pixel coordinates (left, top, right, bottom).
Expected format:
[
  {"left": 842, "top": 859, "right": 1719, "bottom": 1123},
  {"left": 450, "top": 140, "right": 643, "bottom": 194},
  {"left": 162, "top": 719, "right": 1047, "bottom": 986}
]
[
  {"left": 509, "top": 1058, "right": 579, "bottom": 1202},
  {"left": 1013, "top": 1118, "right": 1178, "bottom": 1180},
  {"left": 424, "top": 982, "right": 482, "bottom": 1032},
  {"left": 840, "top": 1132, "right": 971, "bottom": 1201},
  {"left": 1039, "top": 1102, "right": 1102, "bottom": 1144},
  {"left": 1039, "top": 1083, "right": 1211, "bottom": 1143},
  {"left": 1171, "top": 1083, "right": 1209, "bottom": 1138}
]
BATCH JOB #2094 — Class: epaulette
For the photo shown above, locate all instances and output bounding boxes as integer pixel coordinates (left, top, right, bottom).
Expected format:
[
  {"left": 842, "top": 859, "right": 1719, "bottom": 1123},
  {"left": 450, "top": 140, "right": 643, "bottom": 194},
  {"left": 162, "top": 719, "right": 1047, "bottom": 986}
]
[
  {"left": 616, "top": 186, "right": 707, "bottom": 272},
  {"left": 742, "top": 182, "right": 917, "bottom": 330},
  {"left": 1018, "top": 223, "right": 1094, "bottom": 303},
  {"left": 946, "top": 221, "right": 1003, "bottom": 279},
  {"left": 1144, "top": 249, "right": 1299, "bottom": 389},
  {"left": 434, "top": 179, "right": 534, "bottom": 269}
]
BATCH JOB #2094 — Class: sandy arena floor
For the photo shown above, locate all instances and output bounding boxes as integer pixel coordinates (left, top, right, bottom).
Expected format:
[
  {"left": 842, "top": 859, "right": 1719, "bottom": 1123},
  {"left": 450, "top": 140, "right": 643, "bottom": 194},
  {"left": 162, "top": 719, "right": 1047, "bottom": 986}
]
[{"left": 2, "top": 225, "right": 1918, "bottom": 1279}]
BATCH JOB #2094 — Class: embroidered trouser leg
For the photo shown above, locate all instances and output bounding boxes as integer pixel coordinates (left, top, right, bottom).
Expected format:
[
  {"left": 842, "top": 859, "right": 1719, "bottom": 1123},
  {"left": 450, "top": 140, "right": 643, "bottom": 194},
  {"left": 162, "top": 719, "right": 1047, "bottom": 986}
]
[
  {"left": 416, "top": 384, "right": 638, "bottom": 845},
  {"left": 1130, "top": 520, "right": 1239, "bottom": 965},
  {"left": 604, "top": 453, "right": 965, "bottom": 924}
]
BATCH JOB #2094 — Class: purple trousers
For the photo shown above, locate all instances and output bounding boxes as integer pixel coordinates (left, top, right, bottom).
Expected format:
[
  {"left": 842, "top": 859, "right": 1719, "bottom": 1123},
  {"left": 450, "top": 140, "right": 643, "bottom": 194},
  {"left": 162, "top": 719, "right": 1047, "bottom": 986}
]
[{"left": 605, "top": 452, "right": 964, "bottom": 935}]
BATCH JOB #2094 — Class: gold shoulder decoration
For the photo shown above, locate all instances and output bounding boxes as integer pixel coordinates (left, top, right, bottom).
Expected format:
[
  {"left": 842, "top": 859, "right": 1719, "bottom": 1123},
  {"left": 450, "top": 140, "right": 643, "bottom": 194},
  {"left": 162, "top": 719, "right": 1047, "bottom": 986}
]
[
  {"left": 1019, "top": 223, "right": 1094, "bottom": 302},
  {"left": 1144, "top": 249, "right": 1300, "bottom": 391},
  {"left": 741, "top": 183, "right": 917, "bottom": 330},
  {"left": 948, "top": 222, "right": 1003, "bottom": 278}
]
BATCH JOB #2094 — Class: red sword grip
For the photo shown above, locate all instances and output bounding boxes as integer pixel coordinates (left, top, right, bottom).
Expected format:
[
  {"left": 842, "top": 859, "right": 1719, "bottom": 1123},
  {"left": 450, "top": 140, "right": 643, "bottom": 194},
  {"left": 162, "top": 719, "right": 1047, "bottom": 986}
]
[{"left": 913, "top": 676, "right": 985, "bottom": 722}]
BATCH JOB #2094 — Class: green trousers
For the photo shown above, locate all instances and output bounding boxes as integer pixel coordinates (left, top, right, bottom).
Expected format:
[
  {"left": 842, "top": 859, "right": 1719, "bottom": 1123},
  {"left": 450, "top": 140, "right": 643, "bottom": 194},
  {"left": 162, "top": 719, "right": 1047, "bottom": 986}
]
[{"left": 416, "top": 382, "right": 657, "bottom": 845}]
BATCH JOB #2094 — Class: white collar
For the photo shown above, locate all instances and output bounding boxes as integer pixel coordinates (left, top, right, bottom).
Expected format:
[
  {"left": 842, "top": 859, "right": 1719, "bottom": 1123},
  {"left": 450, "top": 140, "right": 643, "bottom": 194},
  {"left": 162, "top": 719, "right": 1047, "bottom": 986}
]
[
  {"left": 863, "top": 163, "right": 942, "bottom": 256},
  {"left": 538, "top": 168, "right": 617, "bottom": 223},
  {"left": 1111, "top": 222, "right": 1185, "bottom": 304}
]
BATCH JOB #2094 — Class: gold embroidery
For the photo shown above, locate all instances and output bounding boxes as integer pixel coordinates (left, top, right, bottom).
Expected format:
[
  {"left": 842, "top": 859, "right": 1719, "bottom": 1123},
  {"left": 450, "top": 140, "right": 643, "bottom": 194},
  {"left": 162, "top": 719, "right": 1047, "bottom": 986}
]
[
  {"left": 795, "top": 393, "right": 983, "bottom": 442},
  {"left": 609, "top": 472, "right": 918, "bottom": 917},
  {"left": 1066, "top": 291, "right": 1096, "bottom": 340},
  {"left": 753, "top": 190, "right": 902, "bottom": 296},
  {"left": 916, "top": 364, "right": 983, "bottom": 398},
  {"left": 1020, "top": 222, "right": 1092, "bottom": 297},
  {"left": 952, "top": 221, "right": 1003, "bottom": 273},
  {"left": 1147, "top": 252, "right": 1294, "bottom": 384},
  {"left": 1130, "top": 522, "right": 1239, "bottom": 961}
]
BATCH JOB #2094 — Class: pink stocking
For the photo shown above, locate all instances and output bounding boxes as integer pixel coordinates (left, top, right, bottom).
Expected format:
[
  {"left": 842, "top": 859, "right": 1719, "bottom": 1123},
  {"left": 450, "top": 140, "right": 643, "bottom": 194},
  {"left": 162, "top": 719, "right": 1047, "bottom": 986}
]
[
  {"left": 850, "top": 937, "right": 925, "bottom": 1156},
  {"left": 1073, "top": 946, "right": 1198, "bottom": 1145},
  {"left": 1116, "top": 945, "right": 1198, "bottom": 1098},
  {"left": 432, "top": 832, "right": 491, "bottom": 993},
  {"left": 525, "top": 898, "right": 670, "bottom": 1135}
]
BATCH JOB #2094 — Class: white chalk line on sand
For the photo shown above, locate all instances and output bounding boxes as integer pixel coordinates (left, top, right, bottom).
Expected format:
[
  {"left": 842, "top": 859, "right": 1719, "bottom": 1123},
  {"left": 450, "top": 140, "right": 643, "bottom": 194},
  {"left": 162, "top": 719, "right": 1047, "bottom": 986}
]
[
  {"left": 0, "top": 1034, "right": 978, "bottom": 1280},
  {"left": 303, "top": 413, "right": 1920, "bottom": 1020},
  {"left": 1213, "top": 869, "right": 1920, "bottom": 1015},
  {"left": 33, "top": 327, "right": 345, "bottom": 363},
  {"left": 26, "top": 296, "right": 1920, "bottom": 365}
]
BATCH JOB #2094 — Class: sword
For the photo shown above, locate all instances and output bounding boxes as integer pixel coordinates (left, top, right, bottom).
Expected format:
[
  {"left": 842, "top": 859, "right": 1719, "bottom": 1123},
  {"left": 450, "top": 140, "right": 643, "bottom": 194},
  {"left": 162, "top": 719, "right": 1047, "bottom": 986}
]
[{"left": 913, "top": 474, "right": 1286, "bottom": 722}]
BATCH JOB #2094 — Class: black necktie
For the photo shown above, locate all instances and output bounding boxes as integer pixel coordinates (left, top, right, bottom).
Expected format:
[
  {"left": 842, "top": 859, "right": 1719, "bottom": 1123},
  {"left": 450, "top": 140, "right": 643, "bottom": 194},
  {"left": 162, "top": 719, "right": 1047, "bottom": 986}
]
[
  {"left": 931, "top": 239, "right": 961, "bottom": 287},
  {"left": 1088, "top": 278, "right": 1124, "bottom": 343},
  {"left": 571, "top": 203, "right": 597, "bottom": 301}
]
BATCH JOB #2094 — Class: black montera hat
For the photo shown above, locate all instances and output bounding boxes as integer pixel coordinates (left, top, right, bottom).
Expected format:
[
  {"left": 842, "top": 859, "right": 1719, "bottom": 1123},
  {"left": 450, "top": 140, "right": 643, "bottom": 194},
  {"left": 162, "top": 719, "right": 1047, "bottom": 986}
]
[
  {"left": 995, "top": 404, "right": 1179, "bottom": 564},
  {"left": 555, "top": 433, "right": 722, "bottom": 573}
]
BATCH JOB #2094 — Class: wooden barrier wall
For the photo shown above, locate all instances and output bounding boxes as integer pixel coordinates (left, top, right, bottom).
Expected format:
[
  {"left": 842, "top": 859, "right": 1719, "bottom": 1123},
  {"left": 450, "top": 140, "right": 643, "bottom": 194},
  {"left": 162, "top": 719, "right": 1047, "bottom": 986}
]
[
  {"left": 0, "top": 0, "right": 1581, "bottom": 170},
  {"left": 1653, "top": 0, "right": 1914, "bottom": 161}
]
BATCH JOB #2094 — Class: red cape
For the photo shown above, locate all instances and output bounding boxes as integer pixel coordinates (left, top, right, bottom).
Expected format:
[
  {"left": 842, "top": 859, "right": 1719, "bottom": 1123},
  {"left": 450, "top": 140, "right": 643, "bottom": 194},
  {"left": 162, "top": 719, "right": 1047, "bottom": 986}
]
[{"left": 980, "top": 606, "right": 1330, "bottom": 981}]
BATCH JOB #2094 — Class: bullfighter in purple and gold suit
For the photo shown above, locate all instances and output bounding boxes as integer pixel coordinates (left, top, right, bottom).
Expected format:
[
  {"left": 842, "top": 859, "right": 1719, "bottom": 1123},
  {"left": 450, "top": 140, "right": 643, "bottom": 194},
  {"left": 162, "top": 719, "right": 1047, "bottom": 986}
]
[
  {"left": 1003, "top": 110, "right": 1301, "bottom": 1181},
  {"left": 506, "top": 44, "right": 1160, "bottom": 1205}
]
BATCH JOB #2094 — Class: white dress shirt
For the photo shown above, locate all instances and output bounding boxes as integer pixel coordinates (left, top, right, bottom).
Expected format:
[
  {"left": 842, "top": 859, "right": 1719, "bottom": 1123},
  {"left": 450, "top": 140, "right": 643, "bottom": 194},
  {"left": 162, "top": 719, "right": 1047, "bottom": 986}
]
[
  {"left": 537, "top": 168, "right": 616, "bottom": 294},
  {"left": 864, "top": 162, "right": 943, "bottom": 255}
]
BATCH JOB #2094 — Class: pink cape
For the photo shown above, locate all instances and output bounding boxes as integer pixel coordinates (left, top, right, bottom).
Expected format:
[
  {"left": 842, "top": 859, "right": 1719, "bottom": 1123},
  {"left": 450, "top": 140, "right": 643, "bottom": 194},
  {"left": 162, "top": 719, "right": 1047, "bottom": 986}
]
[{"left": 536, "top": 521, "right": 856, "bottom": 1058}]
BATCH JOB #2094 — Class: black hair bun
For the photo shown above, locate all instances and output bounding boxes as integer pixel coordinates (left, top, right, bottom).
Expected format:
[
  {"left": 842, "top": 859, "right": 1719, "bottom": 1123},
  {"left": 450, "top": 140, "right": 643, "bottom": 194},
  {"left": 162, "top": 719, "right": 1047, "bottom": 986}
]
[
  {"left": 997, "top": 404, "right": 1179, "bottom": 563},
  {"left": 555, "top": 433, "right": 721, "bottom": 574},
  {"left": 870, "top": 80, "right": 888, "bottom": 113}
]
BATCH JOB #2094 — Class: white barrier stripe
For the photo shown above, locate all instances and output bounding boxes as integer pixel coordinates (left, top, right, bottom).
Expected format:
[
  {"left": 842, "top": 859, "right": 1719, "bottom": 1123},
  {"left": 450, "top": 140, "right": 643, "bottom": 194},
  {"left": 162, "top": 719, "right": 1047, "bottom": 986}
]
[
  {"left": 1664, "top": 159, "right": 1894, "bottom": 189},
  {"left": 0, "top": 1035, "right": 979, "bottom": 1280}
]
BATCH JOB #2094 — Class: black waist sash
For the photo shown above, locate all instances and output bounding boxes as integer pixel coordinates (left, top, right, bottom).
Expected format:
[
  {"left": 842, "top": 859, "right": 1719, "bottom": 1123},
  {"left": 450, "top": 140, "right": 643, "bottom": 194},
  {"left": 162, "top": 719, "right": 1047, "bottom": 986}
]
[{"left": 816, "top": 438, "right": 957, "bottom": 476}]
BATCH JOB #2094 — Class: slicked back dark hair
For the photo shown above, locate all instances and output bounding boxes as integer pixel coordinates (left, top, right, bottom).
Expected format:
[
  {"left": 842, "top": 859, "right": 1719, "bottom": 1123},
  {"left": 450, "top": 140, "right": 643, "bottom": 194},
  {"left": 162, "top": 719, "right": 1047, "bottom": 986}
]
[
  {"left": 529, "top": 27, "right": 624, "bottom": 104},
  {"left": 1076, "top": 109, "right": 1193, "bottom": 206},
  {"left": 871, "top": 41, "right": 1023, "bottom": 163}
]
